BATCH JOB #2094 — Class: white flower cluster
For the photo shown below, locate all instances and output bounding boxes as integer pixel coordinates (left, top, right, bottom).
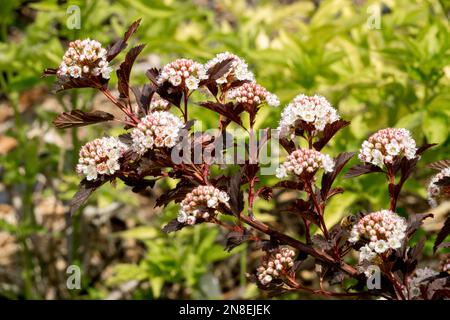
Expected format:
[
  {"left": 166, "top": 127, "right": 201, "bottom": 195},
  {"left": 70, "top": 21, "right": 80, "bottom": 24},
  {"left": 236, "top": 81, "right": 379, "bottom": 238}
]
[
  {"left": 358, "top": 128, "right": 417, "bottom": 167},
  {"left": 349, "top": 210, "right": 407, "bottom": 263},
  {"left": 427, "top": 167, "right": 450, "bottom": 207},
  {"left": 408, "top": 267, "right": 439, "bottom": 298},
  {"left": 157, "top": 58, "right": 207, "bottom": 90},
  {"left": 177, "top": 185, "right": 230, "bottom": 225},
  {"left": 131, "top": 111, "right": 184, "bottom": 155},
  {"left": 204, "top": 52, "right": 255, "bottom": 84},
  {"left": 227, "top": 82, "right": 279, "bottom": 107},
  {"left": 76, "top": 137, "right": 128, "bottom": 181},
  {"left": 256, "top": 247, "right": 295, "bottom": 285},
  {"left": 149, "top": 96, "right": 170, "bottom": 111},
  {"left": 275, "top": 148, "right": 335, "bottom": 179},
  {"left": 57, "top": 39, "right": 112, "bottom": 79},
  {"left": 277, "top": 94, "right": 340, "bottom": 137}
]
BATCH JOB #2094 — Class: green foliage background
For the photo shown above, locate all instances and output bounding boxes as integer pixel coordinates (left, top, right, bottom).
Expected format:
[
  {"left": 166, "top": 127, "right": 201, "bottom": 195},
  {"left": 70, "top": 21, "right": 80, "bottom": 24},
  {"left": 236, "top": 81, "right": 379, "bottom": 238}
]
[{"left": 0, "top": 0, "right": 448, "bottom": 299}]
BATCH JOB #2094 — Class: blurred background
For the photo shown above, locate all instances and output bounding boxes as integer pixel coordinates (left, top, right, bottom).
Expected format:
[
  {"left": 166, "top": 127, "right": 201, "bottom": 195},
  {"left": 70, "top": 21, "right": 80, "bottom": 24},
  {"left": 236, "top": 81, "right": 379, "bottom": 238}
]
[{"left": 0, "top": 0, "right": 449, "bottom": 299}]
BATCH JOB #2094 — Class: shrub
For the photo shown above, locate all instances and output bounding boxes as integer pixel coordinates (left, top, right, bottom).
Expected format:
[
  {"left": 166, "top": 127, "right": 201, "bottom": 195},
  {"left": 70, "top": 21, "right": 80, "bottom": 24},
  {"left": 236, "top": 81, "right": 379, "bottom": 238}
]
[{"left": 44, "top": 20, "right": 450, "bottom": 300}]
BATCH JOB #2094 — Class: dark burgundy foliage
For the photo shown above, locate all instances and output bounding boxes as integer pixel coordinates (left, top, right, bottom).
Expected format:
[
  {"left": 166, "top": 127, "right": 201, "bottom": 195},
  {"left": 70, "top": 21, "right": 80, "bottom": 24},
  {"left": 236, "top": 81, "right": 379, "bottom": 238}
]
[
  {"left": 53, "top": 110, "right": 115, "bottom": 128},
  {"left": 313, "top": 119, "right": 350, "bottom": 151},
  {"left": 44, "top": 20, "right": 450, "bottom": 300},
  {"left": 106, "top": 19, "right": 142, "bottom": 62},
  {"left": 69, "top": 177, "right": 112, "bottom": 214},
  {"left": 434, "top": 216, "right": 450, "bottom": 252},
  {"left": 344, "top": 163, "right": 384, "bottom": 178},
  {"left": 117, "top": 44, "right": 146, "bottom": 99}
]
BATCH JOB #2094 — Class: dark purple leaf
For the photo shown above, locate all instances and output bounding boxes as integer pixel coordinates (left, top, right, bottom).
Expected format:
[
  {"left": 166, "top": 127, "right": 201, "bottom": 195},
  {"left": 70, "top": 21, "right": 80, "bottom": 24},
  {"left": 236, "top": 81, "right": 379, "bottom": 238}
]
[
  {"left": 228, "top": 168, "right": 244, "bottom": 216},
  {"left": 416, "top": 143, "right": 437, "bottom": 155},
  {"left": 70, "top": 177, "right": 111, "bottom": 215},
  {"left": 198, "top": 101, "right": 243, "bottom": 127},
  {"left": 279, "top": 137, "right": 296, "bottom": 154},
  {"left": 406, "top": 213, "right": 434, "bottom": 238},
  {"left": 117, "top": 44, "right": 146, "bottom": 99},
  {"left": 53, "top": 110, "right": 115, "bottom": 129},
  {"left": 107, "top": 19, "right": 142, "bottom": 62},
  {"left": 155, "top": 180, "right": 196, "bottom": 208},
  {"left": 131, "top": 84, "right": 155, "bottom": 115},
  {"left": 344, "top": 163, "right": 384, "bottom": 178},
  {"left": 321, "top": 152, "right": 355, "bottom": 199},
  {"left": 313, "top": 120, "right": 350, "bottom": 151},
  {"left": 162, "top": 219, "right": 186, "bottom": 233},
  {"left": 434, "top": 216, "right": 450, "bottom": 252},
  {"left": 428, "top": 160, "right": 450, "bottom": 171},
  {"left": 225, "top": 229, "right": 250, "bottom": 252},
  {"left": 201, "top": 57, "right": 235, "bottom": 84}
]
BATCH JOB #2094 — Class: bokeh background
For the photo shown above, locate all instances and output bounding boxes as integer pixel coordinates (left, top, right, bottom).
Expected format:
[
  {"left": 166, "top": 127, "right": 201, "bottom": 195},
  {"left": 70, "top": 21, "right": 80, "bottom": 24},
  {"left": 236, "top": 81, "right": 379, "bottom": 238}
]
[{"left": 0, "top": 0, "right": 449, "bottom": 299}]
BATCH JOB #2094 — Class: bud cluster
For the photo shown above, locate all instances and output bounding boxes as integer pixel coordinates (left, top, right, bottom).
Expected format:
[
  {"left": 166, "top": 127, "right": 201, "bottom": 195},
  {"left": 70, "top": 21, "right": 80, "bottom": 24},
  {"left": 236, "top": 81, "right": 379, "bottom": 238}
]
[
  {"left": 204, "top": 52, "right": 255, "bottom": 84},
  {"left": 427, "top": 167, "right": 450, "bottom": 207},
  {"left": 227, "top": 82, "right": 279, "bottom": 108},
  {"left": 57, "top": 39, "right": 112, "bottom": 79},
  {"left": 275, "top": 148, "right": 334, "bottom": 179},
  {"left": 358, "top": 128, "right": 417, "bottom": 167},
  {"left": 177, "top": 185, "right": 230, "bottom": 225},
  {"left": 76, "top": 137, "right": 128, "bottom": 181},
  {"left": 157, "top": 58, "right": 207, "bottom": 90},
  {"left": 131, "top": 111, "right": 184, "bottom": 155},
  {"left": 149, "top": 96, "right": 171, "bottom": 112},
  {"left": 256, "top": 247, "right": 295, "bottom": 285},
  {"left": 349, "top": 210, "right": 406, "bottom": 262},
  {"left": 277, "top": 94, "right": 340, "bottom": 137}
]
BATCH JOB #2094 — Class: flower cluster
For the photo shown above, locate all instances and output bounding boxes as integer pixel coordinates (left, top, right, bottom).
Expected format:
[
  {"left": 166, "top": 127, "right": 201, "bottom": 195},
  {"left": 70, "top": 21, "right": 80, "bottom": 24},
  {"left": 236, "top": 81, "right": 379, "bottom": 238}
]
[
  {"left": 157, "top": 58, "right": 207, "bottom": 90},
  {"left": 256, "top": 247, "right": 295, "bottom": 285},
  {"left": 427, "top": 167, "right": 450, "bottom": 207},
  {"left": 177, "top": 185, "right": 230, "bottom": 225},
  {"left": 358, "top": 128, "right": 417, "bottom": 167},
  {"left": 57, "top": 39, "right": 111, "bottom": 79},
  {"left": 408, "top": 267, "right": 439, "bottom": 298},
  {"left": 227, "top": 82, "right": 279, "bottom": 107},
  {"left": 277, "top": 94, "right": 340, "bottom": 137},
  {"left": 131, "top": 111, "right": 184, "bottom": 155},
  {"left": 76, "top": 137, "right": 128, "bottom": 181},
  {"left": 276, "top": 149, "right": 334, "bottom": 179},
  {"left": 349, "top": 210, "right": 407, "bottom": 262},
  {"left": 204, "top": 52, "right": 255, "bottom": 84},
  {"left": 149, "top": 96, "right": 171, "bottom": 112}
]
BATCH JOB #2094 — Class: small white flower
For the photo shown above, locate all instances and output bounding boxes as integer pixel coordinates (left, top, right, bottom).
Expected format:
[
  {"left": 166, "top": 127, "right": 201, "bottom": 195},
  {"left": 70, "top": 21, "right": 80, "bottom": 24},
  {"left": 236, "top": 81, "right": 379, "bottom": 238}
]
[
  {"left": 185, "top": 76, "right": 199, "bottom": 91},
  {"left": 388, "top": 237, "right": 402, "bottom": 249},
  {"left": 85, "top": 165, "right": 97, "bottom": 181},
  {"left": 374, "top": 240, "right": 389, "bottom": 253},
  {"left": 177, "top": 210, "right": 187, "bottom": 223},
  {"left": 207, "top": 197, "right": 218, "bottom": 208},
  {"left": 275, "top": 166, "right": 287, "bottom": 179}
]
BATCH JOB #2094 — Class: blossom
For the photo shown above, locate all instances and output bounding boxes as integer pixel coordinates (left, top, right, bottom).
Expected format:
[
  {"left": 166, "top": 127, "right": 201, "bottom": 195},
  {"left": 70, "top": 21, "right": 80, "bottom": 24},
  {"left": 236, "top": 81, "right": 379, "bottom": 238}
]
[
  {"left": 76, "top": 137, "right": 128, "bottom": 181},
  {"left": 277, "top": 94, "right": 340, "bottom": 137},
  {"left": 131, "top": 111, "right": 184, "bottom": 155},
  {"left": 256, "top": 247, "right": 295, "bottom": 285},
  {"left": 408, "top": 267, "right": 439, "bottom": 298},
  {"left": 204, "top": 52, "right": 255, "bottom": 84},
  {"left": 349, "top": 210, "right": 407, "bottom": 263},
  {"left": 427, "top": 167, "right": 450, "bottom": 207},
  {"left": 177, "top": 186, "right": 230, "bottom": 225},
  {"left": 276, "top": 148, "right": 334, "bottom": 179},
  {"left": 226, "top": 82, "right": 279, "bottom": 108},
  {"left": 358, "top": 128, "right": 417, "bottom": 167},
  {"left": 157, "top": 58, "right": 207, "bottom": 90},
  {"left": 149, "top": 95, "right": 171, "bottom": 112},
  {"left": 57, "top": 39, "right": 111, "bottom": 80}
]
